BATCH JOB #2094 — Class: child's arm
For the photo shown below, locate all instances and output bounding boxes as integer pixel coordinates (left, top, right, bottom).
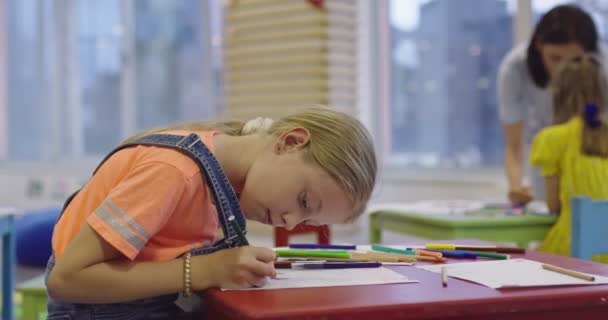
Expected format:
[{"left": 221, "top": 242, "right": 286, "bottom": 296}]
[
  {"left": 544, "top": 175, "right": 561, "bottom": 214},
  {"left": 504, "top": 122, "right": 528, "bottom": 200},
  {"left": 47, "top": 223, "right": 276, "bottom": 304},
  {"left": 530, "top": 126, "right": 567, "bottom": 211}
]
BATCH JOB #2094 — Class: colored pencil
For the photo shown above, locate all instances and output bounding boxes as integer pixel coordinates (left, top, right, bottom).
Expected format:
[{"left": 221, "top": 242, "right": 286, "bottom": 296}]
[
  {"left": 275, "top": 249, "right": 351, "bottom": 259},
  {"left": 461, "top": 251, "right": 510, "bottom": 260},
  {"left": 542, "top": 264, "right": 595, "bottom": 281},
  {"left": 424, "top": 243, "right": 525, "bottom": 254},
  {"left": 425, "top": 249, "right": 477, "bottom": 259},
  {"left": 441, "top": 266, "right": 448, "bottom": 287},
  {"left": 294, "top": 262, "right": 382, "bottom": 269},
  {"left": 289, "top": 244, "right": 357, "bottom": 250},
  {"left": 372, "top": 245, "right": 417, "bottom": 256}
]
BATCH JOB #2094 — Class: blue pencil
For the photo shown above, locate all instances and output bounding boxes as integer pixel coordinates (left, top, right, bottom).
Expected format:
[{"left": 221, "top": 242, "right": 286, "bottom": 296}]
[
  {"left": 289, "top": 244, "right": 357, "bottom": 250},
  {"left": 424, "top": 249, "right": 477, "bottom": 259},
  {"left": 293, "top": 262, "right": 382, "bottom": 269}
]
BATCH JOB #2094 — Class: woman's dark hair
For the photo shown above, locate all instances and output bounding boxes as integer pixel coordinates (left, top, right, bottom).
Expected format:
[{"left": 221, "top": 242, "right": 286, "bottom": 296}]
[{"left": 527, "top": 4, "right": 598, "bottom": 88}]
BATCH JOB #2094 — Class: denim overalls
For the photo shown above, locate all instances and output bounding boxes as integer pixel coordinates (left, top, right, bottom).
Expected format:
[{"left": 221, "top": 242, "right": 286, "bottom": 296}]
[{"left": 45, "top": 133, "right": 248, "bottom": 320}]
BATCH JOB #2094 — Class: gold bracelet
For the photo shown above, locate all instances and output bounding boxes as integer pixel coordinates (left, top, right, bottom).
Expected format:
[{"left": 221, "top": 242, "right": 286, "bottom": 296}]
[{"left": 183, "top": 252, "right": 192, "bottom": 297}]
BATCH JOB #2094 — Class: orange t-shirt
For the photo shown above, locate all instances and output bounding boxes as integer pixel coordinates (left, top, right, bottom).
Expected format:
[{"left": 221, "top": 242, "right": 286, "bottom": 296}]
[{"left": 52, "top": 131, "right": 222, "bottom": 261}]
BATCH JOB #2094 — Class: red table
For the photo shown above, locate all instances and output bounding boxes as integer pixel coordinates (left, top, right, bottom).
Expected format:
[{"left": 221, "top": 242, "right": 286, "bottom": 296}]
[{"left": 201, "top": 240, "right": 608, "bottom": 319}]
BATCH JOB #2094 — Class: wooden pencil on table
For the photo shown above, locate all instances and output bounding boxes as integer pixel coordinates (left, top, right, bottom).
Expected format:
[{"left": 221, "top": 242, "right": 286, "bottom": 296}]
[
  {"left": 463, "top": 251, "right": 510, "bottom": 260},
  {"left": 492, "top": 247, "right": 525, "bottom": 254},
  {"left": 425, "top": 244, "right": 525, "bottom": 254},
  {"left": 275, "top": 250, "right": 447, "bottom": 263},
  {"left": 352, "top": 251, "right": 412, "bottom": 262},
  {"left": 412, "top": 248, "right": 444, "bottom": 259},
  {"left": 456, "top": 246, "right": 525, "bottom": 254},
  {"left": 314, "top": 252, "right": 401, "bottom": 263},
  {"left": 353, "top": 251, "right": 447, "bottom": 263},
  {"left": 542, "top": 263, "right": 595, "bottom": 281},
  {"left": 415, "top": 255, "right": 448, "bottom": 262}
]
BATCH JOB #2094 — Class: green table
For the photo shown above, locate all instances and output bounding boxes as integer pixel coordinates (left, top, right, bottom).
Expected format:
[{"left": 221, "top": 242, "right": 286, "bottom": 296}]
[
  {"left": 369, "top": 207, "right": 557, "bottom": 248},
  {"left": 16, "top": 275, "right": 47, "bottom": 320}
]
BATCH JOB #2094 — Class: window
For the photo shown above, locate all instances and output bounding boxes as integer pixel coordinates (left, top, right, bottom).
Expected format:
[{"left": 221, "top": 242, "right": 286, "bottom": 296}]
[
  {"left": 1, "top": 0, "right": 221, "bottom": 161},
  {"left": 77, "top": 0, "right": 122, "bottom": 155},
  {"left": 384, "top": 0, "right": 516, "bottom": 169},
  {"left": 4, "top": 0, "right": 50, "bottom": 161}
]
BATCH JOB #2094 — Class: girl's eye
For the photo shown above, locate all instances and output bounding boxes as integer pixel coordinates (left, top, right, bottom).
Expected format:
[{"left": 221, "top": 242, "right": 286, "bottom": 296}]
[
  {"left": 304, "top": 220, "right": 320, "bottom": 226},
  {"left": 299, "top": 192, "right": 308, "bottom": 209}
]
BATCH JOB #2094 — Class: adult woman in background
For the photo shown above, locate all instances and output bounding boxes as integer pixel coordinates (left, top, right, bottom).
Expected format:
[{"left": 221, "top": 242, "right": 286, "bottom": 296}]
[{"left": 498, "top": 4, "right": 601, "bottom": 206}]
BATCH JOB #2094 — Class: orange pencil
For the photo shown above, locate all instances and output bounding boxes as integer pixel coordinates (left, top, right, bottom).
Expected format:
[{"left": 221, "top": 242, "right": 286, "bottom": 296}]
[{"left": 412, "top": 248, "right": 443, "bottom": 259}]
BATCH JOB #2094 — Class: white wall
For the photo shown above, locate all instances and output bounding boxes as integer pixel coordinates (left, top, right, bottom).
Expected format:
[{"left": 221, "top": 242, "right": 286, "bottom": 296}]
[{"left": 0, "top": 163, "right": 94, "bottom": 211}]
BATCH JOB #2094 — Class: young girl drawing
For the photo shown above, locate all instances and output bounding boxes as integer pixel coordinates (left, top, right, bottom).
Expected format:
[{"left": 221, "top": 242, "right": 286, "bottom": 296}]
[{"left": 45, "top": 107, "right": 377, "bottom": 319}]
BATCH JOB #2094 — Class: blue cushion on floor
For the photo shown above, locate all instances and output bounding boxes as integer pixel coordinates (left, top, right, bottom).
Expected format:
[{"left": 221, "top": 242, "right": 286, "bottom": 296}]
[{"left": 16, "top": 208, "right": 61, "bottom": 267}]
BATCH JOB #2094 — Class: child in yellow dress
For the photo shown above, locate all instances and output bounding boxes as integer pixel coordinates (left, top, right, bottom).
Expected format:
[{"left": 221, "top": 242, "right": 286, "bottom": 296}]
[{"left": 530, "top": 54, "right": 608, "bottom": 261}]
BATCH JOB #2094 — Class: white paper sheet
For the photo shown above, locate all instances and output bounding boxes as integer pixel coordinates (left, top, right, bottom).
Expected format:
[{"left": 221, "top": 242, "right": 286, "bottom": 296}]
[
  {"left": 417, "top": 259, "right": 608, "bottom": 289},
  {"left": 223, "top": 267, "right": 417, "bottom": 291}
]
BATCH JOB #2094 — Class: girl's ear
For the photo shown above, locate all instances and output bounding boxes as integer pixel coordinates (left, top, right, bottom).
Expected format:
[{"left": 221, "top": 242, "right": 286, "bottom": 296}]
[{"left": 275, "top": 128, "right": 310, "bottom": 154}]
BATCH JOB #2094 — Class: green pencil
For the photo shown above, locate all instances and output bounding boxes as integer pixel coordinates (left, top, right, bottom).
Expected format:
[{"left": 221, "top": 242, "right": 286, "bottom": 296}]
[
  {"left": 371, "top": 245, "right": 418, "bottom": 256},
  {"left": 461, "top": 250, "right": 510, "bottom": 260},
  {"left": 275, "top": 249, "right": 352, "bottom": 259}
]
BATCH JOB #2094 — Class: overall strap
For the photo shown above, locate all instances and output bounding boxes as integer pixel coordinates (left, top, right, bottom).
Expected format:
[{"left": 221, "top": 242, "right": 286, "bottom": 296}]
[{"left": 124, "top": 133, "right": 246, "bottom": 243}]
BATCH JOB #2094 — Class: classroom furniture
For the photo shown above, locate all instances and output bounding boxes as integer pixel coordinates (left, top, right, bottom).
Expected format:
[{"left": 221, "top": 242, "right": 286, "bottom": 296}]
[
  {"left": 201, "top": 239, "right": 608, "bottom": 320},
  {"left": 16, "top": 275, "right": 47, "bottom": 320},
  {"left": 571, "top": 197, "right": 608, "bottom": 260},
  {"left": 274, "top": 225, "right": 330, "bottom": 247},
  {"left": 16, "top": 207, "right": 60, "bottom": 266},
  {"left": 0, "top": 209, "right": 15, "bottom": 320},
  {"left": 369, "top": 206, "right": 556, "bottom": 248}
]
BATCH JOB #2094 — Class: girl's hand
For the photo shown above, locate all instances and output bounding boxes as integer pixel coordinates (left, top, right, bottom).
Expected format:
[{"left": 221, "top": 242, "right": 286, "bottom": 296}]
[
  {"left": 508, "top": 186, "right": 534, "bottom": 206},
  {"left": 192, "top": 246, "right": 277, "bottom": 290}
]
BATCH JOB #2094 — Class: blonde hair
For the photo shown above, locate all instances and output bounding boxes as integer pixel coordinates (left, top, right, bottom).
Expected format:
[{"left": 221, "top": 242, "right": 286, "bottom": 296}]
[
  {"left": 552, "top": 54, "right": 608, "bottom": 157},
  {"left": 122, "top": 107, "right": 377, "bottom": 221}
]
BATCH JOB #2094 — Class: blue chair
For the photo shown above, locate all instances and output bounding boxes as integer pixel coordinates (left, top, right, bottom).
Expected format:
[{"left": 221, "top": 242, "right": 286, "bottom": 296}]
[
  {"left": 571, "top": 197, "right": 608, "bottom": 260},
  {"left": 16, "top": 207, "right": 61, "bottom": 267},
  {"left": 0, "top": 209, "right": 16, "bottom": 320}
]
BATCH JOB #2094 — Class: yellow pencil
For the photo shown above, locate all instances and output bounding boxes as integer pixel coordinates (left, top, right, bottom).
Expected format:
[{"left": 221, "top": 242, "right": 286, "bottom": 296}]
[{"left": 542, "top": 263, "right": 595, "bottom": 281}]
